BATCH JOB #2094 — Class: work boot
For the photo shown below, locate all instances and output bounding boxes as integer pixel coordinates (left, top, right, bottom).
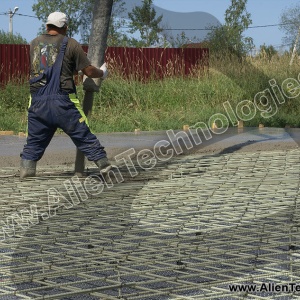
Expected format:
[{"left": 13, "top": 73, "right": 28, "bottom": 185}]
[
  {"left": 20, "top": 159, "right": 37, "bottom": 179},
  {"left": 94, "top": 157, "right": 112, "bottom": 176}
]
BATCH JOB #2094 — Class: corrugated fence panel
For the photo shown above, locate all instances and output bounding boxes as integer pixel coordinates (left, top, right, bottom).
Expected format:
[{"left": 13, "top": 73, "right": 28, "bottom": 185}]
[
  {"left": 0, "top": 44, "right": 30, "bottom": 84},
  {"left": 105, "top": 47, "right": 209, "bottom": 80},
  {"left": 0, "top": 44, "right": 209, "bottom": 84},
  {"left": 184, "top": 47, "right": 209, "bottom": 75}
]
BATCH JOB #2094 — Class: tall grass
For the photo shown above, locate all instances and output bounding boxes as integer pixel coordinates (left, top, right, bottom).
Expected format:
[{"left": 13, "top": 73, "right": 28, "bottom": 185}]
[
  {"left": 0, "top": 74, "right": 29, "bottom": 133},
  {"left": 1, "top": 53, "right": 300, "bottom": 133}
]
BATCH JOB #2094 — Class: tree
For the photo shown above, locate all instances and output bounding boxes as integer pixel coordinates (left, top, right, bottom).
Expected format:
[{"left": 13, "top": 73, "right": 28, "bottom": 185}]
[
  {"left": 127, "top": 0, "right": 163, "bottom": 47},
  {"left": 33, "top": 0, "right": 128, "bottom": 45},
  {"left": 107, "top": 0, "right": 130, "bottom": 46},
  {"left": 279, "top": 3, "right": 300, "bottom": 48},
  {"left": 0, "top": 30, "right": 27, "bottom": 44},
  {"left": 161, "top": 31, "right": 200, "bottom": 48},
  {"left": 80, "top": 0, "right": 128, "bottom": 45},
  {"left": 32, "top": 0, "right": 94, "bottom": 40},
  {"left": 207, "top": 0, "right": 253, "bottom": 57}
]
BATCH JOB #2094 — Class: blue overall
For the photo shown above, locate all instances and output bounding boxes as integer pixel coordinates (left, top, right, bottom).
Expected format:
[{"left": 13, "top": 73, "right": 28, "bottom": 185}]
[{"left": 21, "top": 36, "right": 107, "bottom": 162}]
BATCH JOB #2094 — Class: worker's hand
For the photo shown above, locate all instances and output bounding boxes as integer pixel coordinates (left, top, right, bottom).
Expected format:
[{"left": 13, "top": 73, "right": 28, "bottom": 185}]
[
  {"left": 100, "top": 63, "right": 108, "bottom": 79},
  {"left": 83, "top": 76, "right": 100, "bottom": 92}
]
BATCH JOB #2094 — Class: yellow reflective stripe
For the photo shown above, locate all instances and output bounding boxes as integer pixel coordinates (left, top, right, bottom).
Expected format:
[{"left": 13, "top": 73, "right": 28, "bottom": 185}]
[
  {"left": 69, "top": 94, "right": 90, "bottom": 127},
  {"left": 26, "top": 96, "right": 32, "bottom": 137},
  {"left": 28, "top": 95, "right": 32, "bottom": 109}
]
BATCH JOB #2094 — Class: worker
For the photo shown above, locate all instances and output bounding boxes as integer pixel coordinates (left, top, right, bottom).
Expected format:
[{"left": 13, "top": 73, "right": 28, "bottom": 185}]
[{"left": 20, "top": 11, "right": 111, "bottom": 178}]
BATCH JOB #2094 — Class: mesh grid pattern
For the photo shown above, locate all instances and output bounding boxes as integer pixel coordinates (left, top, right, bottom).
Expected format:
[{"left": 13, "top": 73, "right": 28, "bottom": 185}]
[{"left": 0, "top": 149, "right": 299, "bottom": 299}]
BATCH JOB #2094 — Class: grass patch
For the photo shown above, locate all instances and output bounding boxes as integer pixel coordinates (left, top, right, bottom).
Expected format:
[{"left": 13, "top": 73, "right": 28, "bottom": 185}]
[{"left": 1, "top": 53, "right": 300, "bottom": 133}]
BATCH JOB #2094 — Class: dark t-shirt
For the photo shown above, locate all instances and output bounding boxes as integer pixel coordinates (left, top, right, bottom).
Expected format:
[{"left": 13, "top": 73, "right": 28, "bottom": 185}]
[{"left": 29, "top": 34, "right": 90, "bottom": 94}]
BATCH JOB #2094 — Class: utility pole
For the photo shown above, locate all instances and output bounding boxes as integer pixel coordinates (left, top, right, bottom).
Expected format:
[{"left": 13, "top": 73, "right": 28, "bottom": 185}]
[
  {"left": 8, "top": 7, "right": 19, "bottom": 34},
  {"left": 289, "top": 26, "right": 300, "bottom": 66}
]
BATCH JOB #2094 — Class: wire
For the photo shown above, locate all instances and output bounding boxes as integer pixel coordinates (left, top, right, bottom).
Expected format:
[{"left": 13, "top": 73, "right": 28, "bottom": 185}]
[
  {"left": 248, "top": 22, "right": 296, "bottom": 29},
  {"left": 0, "top": 12, "right": 38, "bottom": 18},
  {"left": 15, "top": 13, "right": 38, "bottom": 19},
  {"left": 0, "top": 12, "right": 297, "bottom": 30},
  {"left": 120, "top": 22, "right": 298, "bottom": 31}
]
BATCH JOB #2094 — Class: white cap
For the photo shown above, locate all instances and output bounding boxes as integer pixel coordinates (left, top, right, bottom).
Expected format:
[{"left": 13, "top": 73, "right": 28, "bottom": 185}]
[{"left": 46, "top": 12, "right": 68, "bottom": 28}]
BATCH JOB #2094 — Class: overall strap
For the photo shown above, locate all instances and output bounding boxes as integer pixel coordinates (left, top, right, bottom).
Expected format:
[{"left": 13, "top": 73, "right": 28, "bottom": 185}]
[{"left": 30, "top": 36, "right": 69, "bottom": 95}]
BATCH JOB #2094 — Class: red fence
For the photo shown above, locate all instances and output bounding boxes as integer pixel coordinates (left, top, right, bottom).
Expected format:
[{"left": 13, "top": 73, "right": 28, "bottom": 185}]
[
  {"left": 0, "top": 44, "right": 209, "bottom": 84},
  {"left": 0, "top": 44, "right": 30, "bottom": 84},
  {"left": 103, "top": 47, "right": 209, "bottom": 80}
]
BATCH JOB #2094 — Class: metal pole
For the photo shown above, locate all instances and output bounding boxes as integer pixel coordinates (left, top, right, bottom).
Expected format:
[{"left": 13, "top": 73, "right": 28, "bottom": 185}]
[
  {"left": 8, "top": 9, "right": 13, "bottom": 34},
  {"left": 8, "top": 7, "right": 18, "bottom": 35}
]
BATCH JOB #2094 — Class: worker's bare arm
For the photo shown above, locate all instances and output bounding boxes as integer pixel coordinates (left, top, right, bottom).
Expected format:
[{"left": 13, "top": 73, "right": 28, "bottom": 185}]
[{"left": 81, "top": 65, "right": 103, "bottom": 78}]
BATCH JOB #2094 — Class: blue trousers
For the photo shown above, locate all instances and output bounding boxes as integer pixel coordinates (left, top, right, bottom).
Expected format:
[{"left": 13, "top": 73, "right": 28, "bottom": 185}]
[{"left": 21, "top": 93, "right": 106, "bottom": 162}]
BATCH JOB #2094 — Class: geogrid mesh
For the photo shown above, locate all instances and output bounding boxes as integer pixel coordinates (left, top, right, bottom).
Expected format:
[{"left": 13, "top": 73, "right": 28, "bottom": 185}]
[{"left": 0, "top": 149, "right": 300, "bottom": 299}]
